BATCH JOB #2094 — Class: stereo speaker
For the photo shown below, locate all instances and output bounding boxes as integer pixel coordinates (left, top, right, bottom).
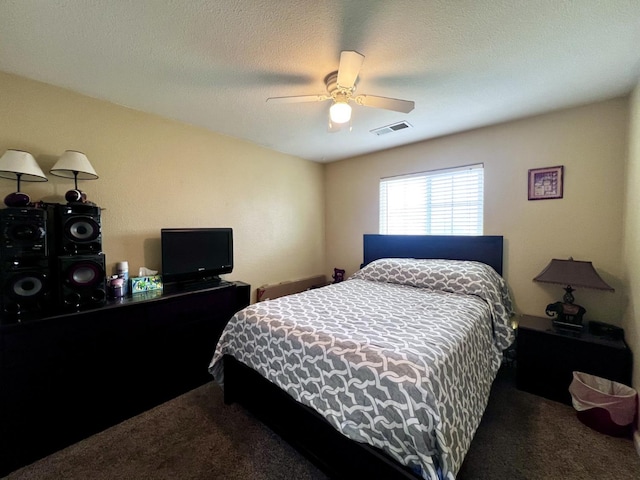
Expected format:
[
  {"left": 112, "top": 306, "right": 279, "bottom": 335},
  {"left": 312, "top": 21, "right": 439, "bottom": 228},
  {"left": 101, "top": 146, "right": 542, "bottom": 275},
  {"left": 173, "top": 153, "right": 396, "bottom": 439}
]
[
  {"left": 53, "top": 204, "right": 102, "bottom": 255},
  {"left": 58, "top": 254, "right": 106, "bottom": 309},
  {"left": 0, "top": 207, "right": 48, "bottom": 260},
  {"left": 0, "top": 258, "right": 52, "bottom": 318}
]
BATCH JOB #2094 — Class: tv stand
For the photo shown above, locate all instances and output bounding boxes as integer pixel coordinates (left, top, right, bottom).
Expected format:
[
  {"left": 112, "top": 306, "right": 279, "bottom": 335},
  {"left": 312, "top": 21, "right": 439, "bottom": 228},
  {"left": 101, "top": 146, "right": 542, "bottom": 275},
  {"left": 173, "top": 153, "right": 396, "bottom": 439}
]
[{"left": 0, "top": 281, "right": 250, "bottom": 476}]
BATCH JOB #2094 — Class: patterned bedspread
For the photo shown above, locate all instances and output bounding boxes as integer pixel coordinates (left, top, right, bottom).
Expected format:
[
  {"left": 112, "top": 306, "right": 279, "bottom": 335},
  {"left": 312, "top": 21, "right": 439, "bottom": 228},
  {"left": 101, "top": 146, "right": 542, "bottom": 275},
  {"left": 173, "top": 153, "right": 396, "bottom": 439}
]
[{"left": 209, "top": 259, "right": 514, "bottom": 480}]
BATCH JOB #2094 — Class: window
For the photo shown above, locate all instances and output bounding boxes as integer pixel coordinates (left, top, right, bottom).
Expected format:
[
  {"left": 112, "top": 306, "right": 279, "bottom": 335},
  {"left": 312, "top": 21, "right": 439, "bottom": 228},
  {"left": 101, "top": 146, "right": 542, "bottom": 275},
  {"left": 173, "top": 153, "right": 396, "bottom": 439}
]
[{"left": 379, "top": 164, "right": 484, "bottom": 235}]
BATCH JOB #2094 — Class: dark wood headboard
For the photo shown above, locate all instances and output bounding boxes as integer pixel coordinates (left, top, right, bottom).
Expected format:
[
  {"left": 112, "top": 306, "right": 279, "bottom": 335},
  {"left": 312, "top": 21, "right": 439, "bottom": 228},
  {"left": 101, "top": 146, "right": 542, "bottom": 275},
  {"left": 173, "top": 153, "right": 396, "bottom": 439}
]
[{"left": 362, "top": 234, "right": 504, "bottom": 275}]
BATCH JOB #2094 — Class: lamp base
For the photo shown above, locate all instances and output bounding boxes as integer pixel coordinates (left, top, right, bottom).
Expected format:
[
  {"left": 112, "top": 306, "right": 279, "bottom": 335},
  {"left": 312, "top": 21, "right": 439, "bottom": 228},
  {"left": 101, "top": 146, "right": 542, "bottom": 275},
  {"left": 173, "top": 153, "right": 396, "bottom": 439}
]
[
  {"left": 65, "top": 189, "right": 87, "bottom": 203},
  {"left": 4, "top": 192, "right": 30, "bottom": 207}
]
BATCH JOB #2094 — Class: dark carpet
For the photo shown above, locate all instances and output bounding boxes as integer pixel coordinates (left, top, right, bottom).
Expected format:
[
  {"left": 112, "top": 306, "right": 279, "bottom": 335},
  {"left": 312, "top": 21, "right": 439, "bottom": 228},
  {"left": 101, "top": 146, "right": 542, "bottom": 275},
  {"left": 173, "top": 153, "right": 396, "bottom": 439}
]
[{"left": 4, "top": 368, "right": 639, "bottom": 480}]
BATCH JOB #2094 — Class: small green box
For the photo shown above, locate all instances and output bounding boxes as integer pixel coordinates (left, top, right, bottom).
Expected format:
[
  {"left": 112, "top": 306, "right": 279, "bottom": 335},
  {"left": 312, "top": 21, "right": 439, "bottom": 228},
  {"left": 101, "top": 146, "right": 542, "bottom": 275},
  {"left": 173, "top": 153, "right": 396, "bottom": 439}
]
[{"left": 130, "top": 275, "right": 163, "bottom": 294}]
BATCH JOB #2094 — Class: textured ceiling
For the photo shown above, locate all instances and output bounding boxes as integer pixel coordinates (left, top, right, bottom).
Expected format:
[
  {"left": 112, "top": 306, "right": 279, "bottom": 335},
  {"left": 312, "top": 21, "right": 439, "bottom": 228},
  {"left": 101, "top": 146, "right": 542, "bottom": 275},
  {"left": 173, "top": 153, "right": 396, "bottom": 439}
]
[{"left": 1, "top": 0, "right": 639, "bottom": 162}]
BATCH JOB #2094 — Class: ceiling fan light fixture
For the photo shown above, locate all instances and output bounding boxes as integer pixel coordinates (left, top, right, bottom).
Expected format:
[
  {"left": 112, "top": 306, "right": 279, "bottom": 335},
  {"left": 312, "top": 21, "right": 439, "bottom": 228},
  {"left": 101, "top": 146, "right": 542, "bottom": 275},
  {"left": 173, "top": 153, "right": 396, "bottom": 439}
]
[
  {"left": 329, "top": 101, "right": 351, "bottom": 124},
  {"left": 266, "top": 51, "right": 414, "bottom": 130}
]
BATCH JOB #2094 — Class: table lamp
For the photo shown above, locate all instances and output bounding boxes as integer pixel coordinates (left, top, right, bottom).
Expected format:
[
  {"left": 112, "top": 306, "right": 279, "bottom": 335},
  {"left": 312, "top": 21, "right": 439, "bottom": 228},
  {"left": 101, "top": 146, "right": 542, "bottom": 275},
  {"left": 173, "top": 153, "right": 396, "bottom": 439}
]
[
  {"left": 0, "top": 149, "right": 48, "bottom": 207},
  {"left": 49, "top": 150, "right": 98, "bottom": 203},
  {"left": 533, "top": 257, "right": 614, "bottom": 330}
]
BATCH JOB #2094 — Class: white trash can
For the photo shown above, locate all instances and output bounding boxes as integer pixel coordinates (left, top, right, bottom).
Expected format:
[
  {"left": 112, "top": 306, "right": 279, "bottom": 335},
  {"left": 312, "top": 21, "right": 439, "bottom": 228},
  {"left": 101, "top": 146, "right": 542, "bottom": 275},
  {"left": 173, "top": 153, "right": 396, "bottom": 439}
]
[{"left": 568, "top": 371, "right": 637, "bottom": 437}]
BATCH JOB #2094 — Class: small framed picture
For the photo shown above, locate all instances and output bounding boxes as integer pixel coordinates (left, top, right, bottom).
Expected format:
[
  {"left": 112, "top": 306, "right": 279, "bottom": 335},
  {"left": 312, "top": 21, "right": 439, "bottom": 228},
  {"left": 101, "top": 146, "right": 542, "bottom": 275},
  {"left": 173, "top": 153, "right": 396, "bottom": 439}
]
[{"left": 528, "top": 166, "right": 564, "bottom": 200}]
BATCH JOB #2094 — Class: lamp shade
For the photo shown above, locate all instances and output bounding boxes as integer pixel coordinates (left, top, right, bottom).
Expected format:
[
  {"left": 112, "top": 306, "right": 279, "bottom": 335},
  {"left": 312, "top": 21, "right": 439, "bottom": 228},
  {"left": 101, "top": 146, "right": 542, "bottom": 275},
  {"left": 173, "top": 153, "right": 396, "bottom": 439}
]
[
  {"left": 533, "top": 258, "right": 614, "bottom": 291},
  {"left": 50, "top": 151, "right": 98, "bottom": 180},
  {"left": 0, "top": 150, "right": 48, "bottom": 182},
  {"left": 330, "top": 101, "right": 352, "bottom": 124}
]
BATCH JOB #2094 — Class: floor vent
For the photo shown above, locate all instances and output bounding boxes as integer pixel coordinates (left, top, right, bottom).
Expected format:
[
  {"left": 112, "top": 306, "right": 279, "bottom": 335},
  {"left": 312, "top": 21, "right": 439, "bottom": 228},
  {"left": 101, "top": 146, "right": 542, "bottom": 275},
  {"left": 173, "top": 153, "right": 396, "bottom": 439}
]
[{"left": 370, "top": 121, "right": 412, "bottom": 136}]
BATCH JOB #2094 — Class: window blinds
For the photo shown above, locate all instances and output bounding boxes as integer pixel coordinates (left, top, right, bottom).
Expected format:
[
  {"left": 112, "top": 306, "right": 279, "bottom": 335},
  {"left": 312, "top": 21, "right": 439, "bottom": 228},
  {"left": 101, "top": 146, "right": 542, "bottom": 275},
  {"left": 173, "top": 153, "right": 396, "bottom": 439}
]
[{"left": 379, "top": 164, "right": 484, "bottom": 235}]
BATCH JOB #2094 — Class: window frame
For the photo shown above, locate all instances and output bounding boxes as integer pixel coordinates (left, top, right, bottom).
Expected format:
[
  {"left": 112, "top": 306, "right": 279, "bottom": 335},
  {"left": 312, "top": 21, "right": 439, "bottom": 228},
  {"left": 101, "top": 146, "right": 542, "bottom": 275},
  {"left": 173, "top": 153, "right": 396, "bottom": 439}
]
[{"left": 379, "top": 163, "right": 484, "bottom": 236}]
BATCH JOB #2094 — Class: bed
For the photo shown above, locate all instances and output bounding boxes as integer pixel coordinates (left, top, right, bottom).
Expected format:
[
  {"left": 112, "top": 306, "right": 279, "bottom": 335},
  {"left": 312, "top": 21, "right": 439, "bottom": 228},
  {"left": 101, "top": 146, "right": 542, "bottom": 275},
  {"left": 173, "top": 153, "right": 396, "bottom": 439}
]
[{"left": 209, "top": 234, "right": 514, "bottom": 480}]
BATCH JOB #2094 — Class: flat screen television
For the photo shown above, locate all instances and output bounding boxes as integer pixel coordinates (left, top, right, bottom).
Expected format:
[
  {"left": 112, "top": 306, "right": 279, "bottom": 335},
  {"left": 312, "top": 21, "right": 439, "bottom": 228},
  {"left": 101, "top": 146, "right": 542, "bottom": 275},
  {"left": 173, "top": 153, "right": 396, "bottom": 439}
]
[{"left": 161, "top": 228, "right": 233, "bottom": 287}]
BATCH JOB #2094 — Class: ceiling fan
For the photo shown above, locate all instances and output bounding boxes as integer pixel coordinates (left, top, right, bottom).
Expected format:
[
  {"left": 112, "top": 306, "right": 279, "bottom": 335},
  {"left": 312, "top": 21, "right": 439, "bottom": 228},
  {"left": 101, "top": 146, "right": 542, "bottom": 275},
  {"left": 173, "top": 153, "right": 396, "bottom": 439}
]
[{"left": 266, "top": 51, "right": 415, "bottom": 129}]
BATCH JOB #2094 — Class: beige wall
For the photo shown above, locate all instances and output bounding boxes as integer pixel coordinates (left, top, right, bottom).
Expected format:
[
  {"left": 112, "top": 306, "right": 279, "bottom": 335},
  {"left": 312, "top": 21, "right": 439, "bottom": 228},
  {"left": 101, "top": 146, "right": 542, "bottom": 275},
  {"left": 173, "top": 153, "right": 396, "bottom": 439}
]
[
  {"left": 622, "top": 81, "right": 640, "bottom": 442},
  {"left": 0, "top": 72, "right": 325, "bottom": 300},
  {"left": 325, "top": 98, "right": 628, "bottom": 324}
]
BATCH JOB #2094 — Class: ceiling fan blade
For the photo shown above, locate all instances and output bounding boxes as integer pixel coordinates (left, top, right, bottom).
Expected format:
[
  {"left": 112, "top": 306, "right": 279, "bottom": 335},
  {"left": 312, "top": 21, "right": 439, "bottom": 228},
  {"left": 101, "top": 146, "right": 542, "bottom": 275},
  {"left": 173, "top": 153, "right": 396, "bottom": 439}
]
[
  {"left": 266, "top": 94, "right": 330, "bottom": 104},
  {"left": 336, "top": 50, "right": 364, "bottom": 89},
  {"left": 355, "top": 94, "right": 415, "bottom": 113}
]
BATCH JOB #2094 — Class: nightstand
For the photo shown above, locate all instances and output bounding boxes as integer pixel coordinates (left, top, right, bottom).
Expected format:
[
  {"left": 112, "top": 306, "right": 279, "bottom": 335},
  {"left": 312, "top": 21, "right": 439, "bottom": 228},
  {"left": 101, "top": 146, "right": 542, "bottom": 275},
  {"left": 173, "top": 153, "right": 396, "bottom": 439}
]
[{"left": 516, "top": 315, "right": 632, "bottom": 405}]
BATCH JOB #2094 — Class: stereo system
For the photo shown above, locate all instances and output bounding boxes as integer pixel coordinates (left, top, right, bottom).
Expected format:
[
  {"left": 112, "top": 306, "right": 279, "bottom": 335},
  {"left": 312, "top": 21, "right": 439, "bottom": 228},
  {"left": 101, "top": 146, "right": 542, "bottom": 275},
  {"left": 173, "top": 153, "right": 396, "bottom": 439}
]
[
  {"left": 58, "top": 254, "right": 107, "bottom": 309},
  {"left": 0, "top": 207, "right": 48, "bottom": 258},
  {"left": 0, "top": 257, "right": 52, "bottom": 317},
  {"left": 52, "top": 204, "right": 102, "bottom": 255},
  {"left": 0, "top": 204, "right": 105, "bottom": 321}
]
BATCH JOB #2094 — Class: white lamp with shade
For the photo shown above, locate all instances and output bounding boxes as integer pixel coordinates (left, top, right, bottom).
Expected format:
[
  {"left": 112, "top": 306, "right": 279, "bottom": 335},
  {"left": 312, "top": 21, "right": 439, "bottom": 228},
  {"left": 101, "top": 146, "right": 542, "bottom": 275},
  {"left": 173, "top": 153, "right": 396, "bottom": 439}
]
[
  {"left": 0, "top": 149, "right": 48, "bottom": 207},
  {"left": 49, "top": 150, "right": 98, "bottom": 203}
]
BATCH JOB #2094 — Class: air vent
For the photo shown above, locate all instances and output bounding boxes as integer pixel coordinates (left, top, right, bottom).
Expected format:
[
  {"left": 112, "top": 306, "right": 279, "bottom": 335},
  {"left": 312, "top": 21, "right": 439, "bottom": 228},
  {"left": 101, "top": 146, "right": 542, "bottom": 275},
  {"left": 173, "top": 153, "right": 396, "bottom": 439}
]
[{"left": 370, "top": 121, "right": 412, "bottom": 136}]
